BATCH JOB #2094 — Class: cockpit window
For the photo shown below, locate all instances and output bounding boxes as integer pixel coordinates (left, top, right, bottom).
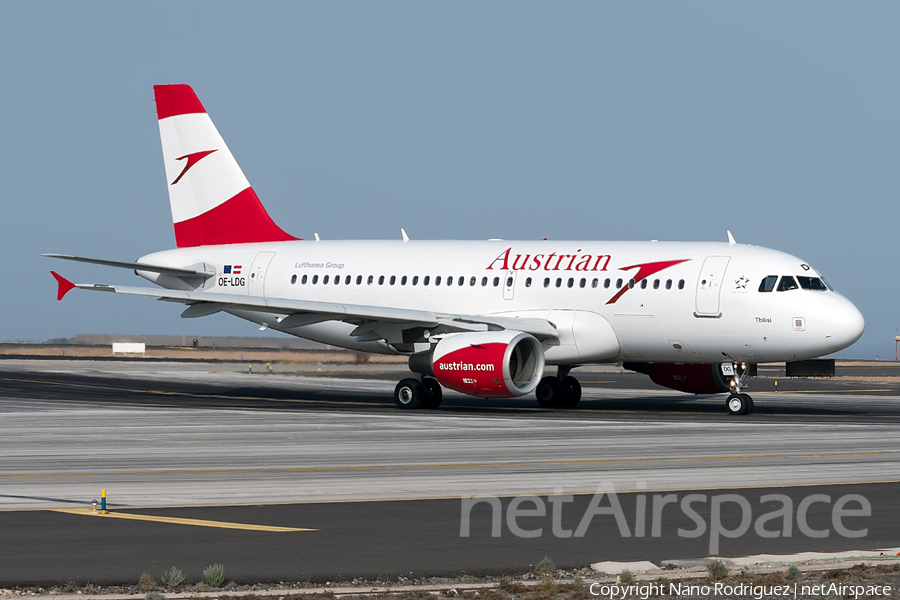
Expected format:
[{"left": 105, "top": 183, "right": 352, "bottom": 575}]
[
  {"left": 776, "top": 276, "right": 798, "bottom": 292},
  {"left": 797, "top": 276, "right": 828, "bottom": 291},
  {"left": 758, "top": 276, "right": 777, "bottom": 293}
]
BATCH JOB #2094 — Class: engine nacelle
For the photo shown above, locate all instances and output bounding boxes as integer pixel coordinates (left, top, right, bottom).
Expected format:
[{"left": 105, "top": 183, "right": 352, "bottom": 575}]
[
  {"left": 409, "top": 331, "right": 545, "bottom": 398},
  {"left": 623, "top": 362, "right": 731, "bottom": 395}
]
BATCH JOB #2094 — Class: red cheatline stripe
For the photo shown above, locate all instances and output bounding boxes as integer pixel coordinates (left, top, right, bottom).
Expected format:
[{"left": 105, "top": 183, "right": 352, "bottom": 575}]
[
  {"left": 606, "top": 259, "right": 690, "bottom": 305},
  {"left": 154, "top": 84, "right": 206, "bottom": 120},
  {"left": 173, "top": 187, "right": 299, "bottom": 247}
]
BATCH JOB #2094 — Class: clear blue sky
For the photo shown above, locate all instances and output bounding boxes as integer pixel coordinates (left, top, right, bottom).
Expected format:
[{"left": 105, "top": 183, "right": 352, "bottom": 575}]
[{"left": 1, "top": 2, "right": 896, "bottom": 358}]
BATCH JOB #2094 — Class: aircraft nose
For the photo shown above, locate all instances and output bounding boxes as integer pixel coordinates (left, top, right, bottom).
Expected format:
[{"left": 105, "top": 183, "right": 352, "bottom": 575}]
[{"left": 824, "top": 296, "right": 865, "bottom": 350}]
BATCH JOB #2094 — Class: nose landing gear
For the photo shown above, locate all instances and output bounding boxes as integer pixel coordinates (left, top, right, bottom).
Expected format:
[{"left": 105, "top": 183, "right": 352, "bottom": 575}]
[{"left": 725, "top": 362, "right": 754, "bottom": 415}]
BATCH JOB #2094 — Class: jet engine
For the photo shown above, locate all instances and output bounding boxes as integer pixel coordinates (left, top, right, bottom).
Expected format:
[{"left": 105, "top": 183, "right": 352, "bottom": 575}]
[
  {"left": 623, "top": 362, "right": 731, "bottom": 394},
  {"left": 409, "top": 331, "right": 545, "bottom": 398}
]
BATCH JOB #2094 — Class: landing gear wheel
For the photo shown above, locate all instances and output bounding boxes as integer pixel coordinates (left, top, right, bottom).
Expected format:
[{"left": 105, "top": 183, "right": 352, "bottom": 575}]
[
  {"left": 422, "top": 378, "right": 443, "bottom": 409},
  {"left": 536, "top": 376, "right": 564, "bottom": 407},
  {"left": 394, "top": 378, "right": 425, "bottom": 409},
  {"left": 560, "top": 376, "right": 582, "bottom": 407},
  {"left": 726, "top": 393, "right": 752, "bottom": 416}
]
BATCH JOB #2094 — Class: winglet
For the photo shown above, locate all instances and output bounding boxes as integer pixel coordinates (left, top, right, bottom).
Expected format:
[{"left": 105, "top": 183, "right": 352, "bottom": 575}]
[{"left": 51, "top": 271, "right": 76, "bottom": 301}]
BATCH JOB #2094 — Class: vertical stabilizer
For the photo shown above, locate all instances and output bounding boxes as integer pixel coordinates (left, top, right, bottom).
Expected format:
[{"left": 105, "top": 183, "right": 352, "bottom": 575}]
[{"left": 153, "top": 84, "right": 297, "bottom": 247}]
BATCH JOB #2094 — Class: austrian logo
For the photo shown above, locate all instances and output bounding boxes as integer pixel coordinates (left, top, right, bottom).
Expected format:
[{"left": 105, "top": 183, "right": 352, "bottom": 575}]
[
  {"left": 485, "top": 248, "right": 689, "bottom": 305},
  {"left": 171, "top": 149, "right": 218, "bottom": 185}
]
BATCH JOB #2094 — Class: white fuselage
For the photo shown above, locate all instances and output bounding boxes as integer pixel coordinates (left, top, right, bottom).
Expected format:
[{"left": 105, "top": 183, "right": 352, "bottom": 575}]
[{"left": 137, "top": 239, "right": 865, "bottom": 365}]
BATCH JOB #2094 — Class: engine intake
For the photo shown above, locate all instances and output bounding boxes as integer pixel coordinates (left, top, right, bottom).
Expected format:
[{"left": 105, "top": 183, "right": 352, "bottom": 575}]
[{"left": 410, "top": 331, "right": 545, "bottom": 398}]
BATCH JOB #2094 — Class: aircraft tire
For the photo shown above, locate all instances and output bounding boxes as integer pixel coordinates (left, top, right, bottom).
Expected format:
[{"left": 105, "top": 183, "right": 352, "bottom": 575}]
[
  {"left": 560, "top": 376, "right": 582, "bottom": 407},
  {"left": 740, "top": 393, "right": 754, "bottom": 415},
  {"left": 422, "top": 378, "right": 443, "bottom": 409},
  {"left": 395, "top": 378, "right": 425, "bottom": 409},
  {"left": 536, "top": 376, "right": 564, "bottom": 407},
  {"left": 726, "top": 393, "right": 748, "bottom": 416}
]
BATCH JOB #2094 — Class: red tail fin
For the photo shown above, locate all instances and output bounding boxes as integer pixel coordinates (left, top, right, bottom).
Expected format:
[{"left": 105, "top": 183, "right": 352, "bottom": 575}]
[{"left": 153, "top": 85, "right": 298, "bottom": 247}]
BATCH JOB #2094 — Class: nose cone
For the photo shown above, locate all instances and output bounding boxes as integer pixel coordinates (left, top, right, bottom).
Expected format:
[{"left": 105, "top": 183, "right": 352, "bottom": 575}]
[{"left": 824, "top": 295, "right": 865, "bottom": 352}]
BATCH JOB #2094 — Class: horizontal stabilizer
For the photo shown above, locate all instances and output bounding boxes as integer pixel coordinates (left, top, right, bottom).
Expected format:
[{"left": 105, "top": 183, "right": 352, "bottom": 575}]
[
  {"left": 50, "top": 271, "right": 76, "bottom": 301},
  {"left": 41, "top": 254, "right": 213, "bottom": 277}
]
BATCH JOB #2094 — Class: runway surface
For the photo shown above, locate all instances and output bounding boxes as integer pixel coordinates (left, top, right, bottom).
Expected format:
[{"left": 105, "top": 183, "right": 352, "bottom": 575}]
[{"left": 0, "top": 359, "right": 898, "bottom": 584}]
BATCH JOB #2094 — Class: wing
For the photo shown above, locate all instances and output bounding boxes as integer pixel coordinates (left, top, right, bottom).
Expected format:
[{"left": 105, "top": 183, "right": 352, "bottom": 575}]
[{"left": 49, "top": 272, "right": 559, "bottom": 343}]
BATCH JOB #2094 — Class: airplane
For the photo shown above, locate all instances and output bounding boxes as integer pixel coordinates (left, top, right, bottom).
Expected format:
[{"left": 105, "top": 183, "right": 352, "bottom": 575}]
[{"left": 45, "top": 84, "right": 865, "bottom": 415}]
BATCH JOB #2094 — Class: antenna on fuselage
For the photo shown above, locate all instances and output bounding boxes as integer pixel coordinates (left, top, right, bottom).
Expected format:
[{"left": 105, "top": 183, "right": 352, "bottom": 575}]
[
  {"left": 401, "top": 228, "right": 409, "bottom": 243},
  {"left": 727, "top": 230, "right": 736, "bottom": 246},
  {"left": 314, "top": 233, "right": 320, "bottom": 242}
]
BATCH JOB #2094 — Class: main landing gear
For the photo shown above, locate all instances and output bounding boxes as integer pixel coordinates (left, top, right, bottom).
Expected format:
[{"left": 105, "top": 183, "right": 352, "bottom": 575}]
[
  {"left": 535, "top": 366, "right": 581, "bottom": 408},
  {"left": 394, "top": 377, "right": 442, "bottom": 410},
  {"left": 725, "top": 362, "right": 754, "bottom": 415}
]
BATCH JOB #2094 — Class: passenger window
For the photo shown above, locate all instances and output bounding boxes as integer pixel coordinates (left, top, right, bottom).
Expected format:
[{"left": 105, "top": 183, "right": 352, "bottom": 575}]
[
  {"left": 797, "top": 276, "right": 828, "bottom": 291},
  {"left": 493, "top": 277, "right": 500, "bottom": 287},
  {"left": 628, "top": 279, "right": 635, "bottom": 289},
  {"left": 758, "top": 275, "right": 777, "bottom": 293},
  {"left": 323, "top": 275, "right": 329, "bottom": 284},
  {"left": 378, "top": 275, "right": 385, "bottom": 285},
  {"left": 665, "top": 279, "right": 672, "bottom": 290},
  {"left": 401, "top": 275, "right": 407, "bottom": 285},
  {"left": 412, "top": 276, "right": 419, "bottom": 285},
  {"left": 653, "top": 279, "right": 659, "bottom": 290},
  {"left": 345, "top": 275, "right": 351, "bottom": 285},
  {"left": 543, "top": 278, "right": 550, "bottom": 288},
  {"left": 470, "top": 276, "right": 476, "bottom": 286},
  {"left": 291, "top": 274, "right": 297, "bottom": 284},
  {"left": 312, "top": 275, "right": 319, "bottom": 284},
  {"left": 435, "top": 276, "right": 442, "bottom": 286},
  {"left": 604, "top": 278, "right": 611, "bottom": 289},
  {"left": 567, "top": 278, "right": 574, "bottom": 288},
  {"left": 356, "top": 275, "right": 362, "bottom": 285},
  {"left": 389, "top": 275, "right": 396, "bottom": 285},
  {"left": 616, "top": 278, "right": 623, "bottom": 289},
  {"left": 506, "top": 276, "right": 514, "bottom": 287},
  {"left": 302, "top": 274, "right": 308, "bottom": 285},
  {"left": 556, "top": 278, "right": 562, "bottom": 288},
  {"left": 678, "top": 279, "right": 685, "bottom": 290},
  {"left": 777, "top": 276, "right": 798, "bottom": 292},
  {"left": 367, "top": 275, "right": 374, "bottom": 285},
  {"left": 592, "top": 278, "right": 598, "bottom": 288},
  {"left": 580, "top": 278, "right": 586, "bottom": 288},
  {"left": 447, "top": 276, "right": 452, "bottom": 286},
  {"left": 525, "top": 277, "right": 532, "bottom": 288},
  {"left": 424, "top": 276, "right": 430, "bottom": 286},
  {"left": 481, "top": 277, "right": 488, "bottom": 286},
  {"left": 640, "top": 279, "right": 647, "bottom": 289},
  {"left": 459, "top": 276, "right": 465, "bottom": 286}
]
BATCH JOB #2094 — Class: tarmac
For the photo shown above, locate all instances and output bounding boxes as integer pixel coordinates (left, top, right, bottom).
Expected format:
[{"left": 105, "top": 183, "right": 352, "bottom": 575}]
[{"left": 0, "top": 358, "right": 897, "bottom": 584}]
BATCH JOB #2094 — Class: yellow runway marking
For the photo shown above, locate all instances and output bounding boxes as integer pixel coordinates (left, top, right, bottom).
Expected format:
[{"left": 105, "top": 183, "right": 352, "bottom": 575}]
[
  {"left": 50, "top": 508, "right": 314, "bottom": 532},
  {"left": 4, "top": 449, "right": 899, "bottom": 479}
]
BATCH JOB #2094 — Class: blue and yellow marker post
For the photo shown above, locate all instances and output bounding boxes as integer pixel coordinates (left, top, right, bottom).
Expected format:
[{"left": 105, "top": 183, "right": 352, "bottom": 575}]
[{"left": 101, "top": 489, "right": 107, "bottom": 514}]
